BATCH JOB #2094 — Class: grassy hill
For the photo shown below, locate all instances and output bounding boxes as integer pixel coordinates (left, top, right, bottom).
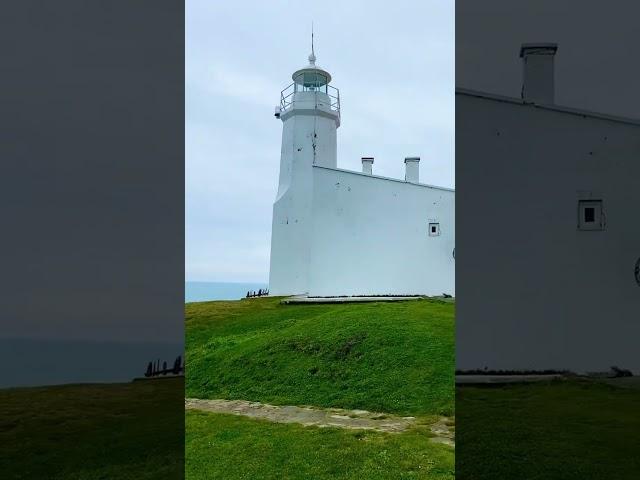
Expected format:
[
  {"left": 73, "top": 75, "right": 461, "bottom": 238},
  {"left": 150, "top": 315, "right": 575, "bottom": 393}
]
[
  {"left": 1, "top": 377, "right": 184, "bottom": 480},
  {"left": 186, "top": 297, "right": 454, "bottom": 416},
  {"left": 185, "top": 297, "right": 455, "bottom": 479}
]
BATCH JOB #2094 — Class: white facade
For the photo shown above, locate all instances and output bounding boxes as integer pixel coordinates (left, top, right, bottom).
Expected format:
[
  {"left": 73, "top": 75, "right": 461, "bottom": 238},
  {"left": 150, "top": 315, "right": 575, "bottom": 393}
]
[
  {"left": 456, "top": 44, "right": 640, "bottom": 373},
  {"left": 269, "top": 52, "right": 455, "bottom": 297}
]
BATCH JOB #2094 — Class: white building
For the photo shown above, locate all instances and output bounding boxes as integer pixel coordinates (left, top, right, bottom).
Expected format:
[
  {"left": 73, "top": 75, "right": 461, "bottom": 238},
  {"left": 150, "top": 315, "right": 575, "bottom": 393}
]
[
  {"left": 269, "top": 50, "right": 455, "bottom": 297},
  {"left": 457, "top": 43, "right": 640, "bottom": 373}
]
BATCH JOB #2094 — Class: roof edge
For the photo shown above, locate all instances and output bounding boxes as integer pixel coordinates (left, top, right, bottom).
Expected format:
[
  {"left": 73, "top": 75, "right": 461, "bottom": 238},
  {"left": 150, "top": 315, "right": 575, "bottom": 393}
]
[
  {"left": 456, "top": 88, "right": 640, "bottom": 127},
  {"left": 313, "top": 165, "right": 455, "bottom": 192}
]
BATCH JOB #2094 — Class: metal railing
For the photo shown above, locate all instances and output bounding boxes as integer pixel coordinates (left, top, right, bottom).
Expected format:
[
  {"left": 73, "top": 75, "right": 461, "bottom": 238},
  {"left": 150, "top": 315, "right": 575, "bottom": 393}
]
[
  {"left": 279, "top": 82, "right": 340, "bottom": 118},
  {"left": 328, "top": 84, "right": 340, "bottom": 114},
  {"left": 280, "top": 83, "right": 295, "bottom": 110}
]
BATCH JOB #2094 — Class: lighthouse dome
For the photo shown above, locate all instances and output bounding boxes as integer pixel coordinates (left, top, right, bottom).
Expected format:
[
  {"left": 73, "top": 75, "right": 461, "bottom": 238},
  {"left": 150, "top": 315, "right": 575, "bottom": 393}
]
[{"left": 292, "top": 53, "right": 332, "bottom": 89}]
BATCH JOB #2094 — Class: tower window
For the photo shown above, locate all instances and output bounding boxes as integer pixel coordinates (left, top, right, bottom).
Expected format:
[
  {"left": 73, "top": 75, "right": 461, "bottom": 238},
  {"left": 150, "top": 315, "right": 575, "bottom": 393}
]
[
  {"left": 578, "top": 200, "right": 604, "bottom": 231},
  {"left": 429, "top": 223, "right": 440, "bottom": 236}
]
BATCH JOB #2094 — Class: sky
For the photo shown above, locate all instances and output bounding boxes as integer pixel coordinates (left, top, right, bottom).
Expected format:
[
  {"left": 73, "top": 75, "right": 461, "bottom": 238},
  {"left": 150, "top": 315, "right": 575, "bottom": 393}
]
[{"left": 186, "top": 0, "right": 455, "bottom": 283}]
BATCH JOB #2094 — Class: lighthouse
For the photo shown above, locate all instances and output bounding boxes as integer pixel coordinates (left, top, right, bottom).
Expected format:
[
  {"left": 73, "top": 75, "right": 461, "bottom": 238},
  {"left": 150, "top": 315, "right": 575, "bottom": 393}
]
[
  {"left": 269, "top": 44, "right": 341, "bottom": 295},
  {"left": 268, "top": 43, "right": 455, "bottom": 298}
]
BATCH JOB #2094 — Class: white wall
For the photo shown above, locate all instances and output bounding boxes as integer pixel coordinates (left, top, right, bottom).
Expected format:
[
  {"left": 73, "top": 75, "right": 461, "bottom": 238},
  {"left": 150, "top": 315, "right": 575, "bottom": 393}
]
[
  {"left": 307, "top": 166, "right": 455, "bottom": 297},
  {"left": 269, "top": 91, "right": 339, "bottom": 296},
  {"left": 456, "top": 92, "right": 640, "bottom": 372}
]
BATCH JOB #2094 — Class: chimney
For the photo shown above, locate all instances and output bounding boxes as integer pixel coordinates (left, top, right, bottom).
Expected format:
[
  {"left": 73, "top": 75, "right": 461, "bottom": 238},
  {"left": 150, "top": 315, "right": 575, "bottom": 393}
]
[
  {"left": 520, "top": 43, "right": 557, "bottom": 104},
  {"left": 361, "top": 157, "right": 374, "bottom": 175},
  {"left": 404, "top": 157, "right": 420, "bottom": 183}
]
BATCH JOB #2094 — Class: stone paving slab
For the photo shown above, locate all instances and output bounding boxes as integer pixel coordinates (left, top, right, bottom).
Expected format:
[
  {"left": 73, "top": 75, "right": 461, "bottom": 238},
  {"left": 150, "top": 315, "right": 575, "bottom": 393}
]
[
  {"left": 186, "top": 398, "right": 455, "bottom": 446},
  {"left": 186, "top": 398, "right": 416, "bottom": 432}
]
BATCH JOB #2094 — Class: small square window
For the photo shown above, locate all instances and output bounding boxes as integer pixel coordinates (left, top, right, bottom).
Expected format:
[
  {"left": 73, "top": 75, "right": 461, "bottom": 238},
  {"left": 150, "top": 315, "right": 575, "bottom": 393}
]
[
  {"left": 429, "top": 222, "right": 440, "bottom": 236},
  {"left": 578, "top": 200, "right": 604, "bottom": 231},
  {"left": 584, "top": 207, "right": 595, "bottom": 223}
]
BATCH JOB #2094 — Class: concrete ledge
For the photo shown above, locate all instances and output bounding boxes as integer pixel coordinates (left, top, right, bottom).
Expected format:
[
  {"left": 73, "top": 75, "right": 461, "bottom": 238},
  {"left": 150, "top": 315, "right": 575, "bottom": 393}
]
[
  {"left": 281, "top": 295, "right": 430, "bottom": 305},
  {"left": 456, "top": 374, "right": 564, "bottom": 385},
  {"left": 132, "top": 374, "right": 184, "bottom": 382}
]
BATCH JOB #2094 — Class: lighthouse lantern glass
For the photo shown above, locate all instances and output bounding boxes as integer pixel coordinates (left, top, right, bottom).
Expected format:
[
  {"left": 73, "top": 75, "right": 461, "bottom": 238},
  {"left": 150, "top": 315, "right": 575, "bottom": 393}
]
[{"left": 294, "top": 71, "right": 328, "bottom": 93}]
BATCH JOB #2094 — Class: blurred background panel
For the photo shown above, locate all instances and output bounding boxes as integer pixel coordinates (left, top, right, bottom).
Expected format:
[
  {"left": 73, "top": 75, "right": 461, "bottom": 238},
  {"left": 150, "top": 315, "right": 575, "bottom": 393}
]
[
  {"left": 456, "top": 1, "right": 640, "bottom": 478},
  {"left": 0, "top": 1, "right": 184, "bottom": 478}
]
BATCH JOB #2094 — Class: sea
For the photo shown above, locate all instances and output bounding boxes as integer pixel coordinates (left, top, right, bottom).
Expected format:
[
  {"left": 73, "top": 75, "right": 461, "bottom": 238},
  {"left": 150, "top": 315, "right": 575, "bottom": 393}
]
[
  {"left": 0, "top": 338, "right": 183, "bottom": 389},
  {"left": 0, "top": 283, "right": 263, "bottom": 389},
  {"left": 185, "top": 281, "right": 268, "bottom": 303}
]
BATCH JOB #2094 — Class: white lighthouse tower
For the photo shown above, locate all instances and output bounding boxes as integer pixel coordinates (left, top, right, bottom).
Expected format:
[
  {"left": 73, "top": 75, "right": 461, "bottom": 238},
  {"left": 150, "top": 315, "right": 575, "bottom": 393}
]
[{"left": 269, "top": 42, "right": 341, "bottom": 296}]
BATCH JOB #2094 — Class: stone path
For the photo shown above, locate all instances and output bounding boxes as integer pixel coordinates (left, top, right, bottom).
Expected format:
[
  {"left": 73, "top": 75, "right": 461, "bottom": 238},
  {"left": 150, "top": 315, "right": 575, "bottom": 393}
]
[{"left": 185, "top": 398, "right": 454, "bottom": 446}]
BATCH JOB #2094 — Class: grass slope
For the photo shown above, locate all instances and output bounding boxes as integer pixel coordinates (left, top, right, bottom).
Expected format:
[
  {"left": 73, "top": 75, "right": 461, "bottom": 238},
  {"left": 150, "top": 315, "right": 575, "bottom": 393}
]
[
  {"left": 0, "top": 377, "right": 184, "bottom": 480},
  {"left": 457, "top": 379, "right": 640, "bottom": 480},
  {"left": 187, "top": 410, "right": 454, "bottom": 480},
  {"left": 186, "top": 297, "right": 454, "bottom": 416}
]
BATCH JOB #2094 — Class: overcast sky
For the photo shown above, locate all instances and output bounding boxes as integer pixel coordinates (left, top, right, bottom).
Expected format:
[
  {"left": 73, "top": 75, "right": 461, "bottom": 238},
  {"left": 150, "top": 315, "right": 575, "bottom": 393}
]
[{"left": 186, "top": 0, "right": 454, "bottom": 283}]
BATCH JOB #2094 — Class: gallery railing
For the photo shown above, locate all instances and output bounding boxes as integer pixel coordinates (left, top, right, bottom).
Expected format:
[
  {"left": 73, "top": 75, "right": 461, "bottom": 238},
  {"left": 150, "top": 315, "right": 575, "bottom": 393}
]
[{"left": 279, "top": 83, "right": 340, "bottom": 118}]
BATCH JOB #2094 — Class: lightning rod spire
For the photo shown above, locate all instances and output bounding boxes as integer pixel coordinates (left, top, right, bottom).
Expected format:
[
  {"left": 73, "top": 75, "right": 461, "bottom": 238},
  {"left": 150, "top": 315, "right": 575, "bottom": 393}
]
[{"left": 309, "top": 22, "right": 316, "bottom": 65}]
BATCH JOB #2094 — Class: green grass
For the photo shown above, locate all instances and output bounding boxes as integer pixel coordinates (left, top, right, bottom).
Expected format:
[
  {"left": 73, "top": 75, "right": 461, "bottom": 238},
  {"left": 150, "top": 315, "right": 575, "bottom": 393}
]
[
  {"left": 185, "top": 297, "right": 454, "bottom": 480},
  {"left": 186, "top": 410, "right": 454, "bottom": 480},
  {"left": 457, "top": 379, "right": 640, "bottom": 480},
  {"left": 0, "top": 377, "right": 184, "bottom": 480},
  {"left": 186, "top": 297, "right": 454, "bottom": 416}
]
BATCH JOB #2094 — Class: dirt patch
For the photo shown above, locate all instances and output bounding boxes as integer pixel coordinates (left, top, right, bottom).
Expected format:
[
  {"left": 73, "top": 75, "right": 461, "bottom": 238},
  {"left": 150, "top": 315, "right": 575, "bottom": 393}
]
[
  {"left": 428, "top": 417, "right": 455, "bottom": 447},
  {"left": 186, "top": 398, "right": 454, "bottom": 446},
  {"left": 334, "top": 333, "right": 367, "bottom": 360}
]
